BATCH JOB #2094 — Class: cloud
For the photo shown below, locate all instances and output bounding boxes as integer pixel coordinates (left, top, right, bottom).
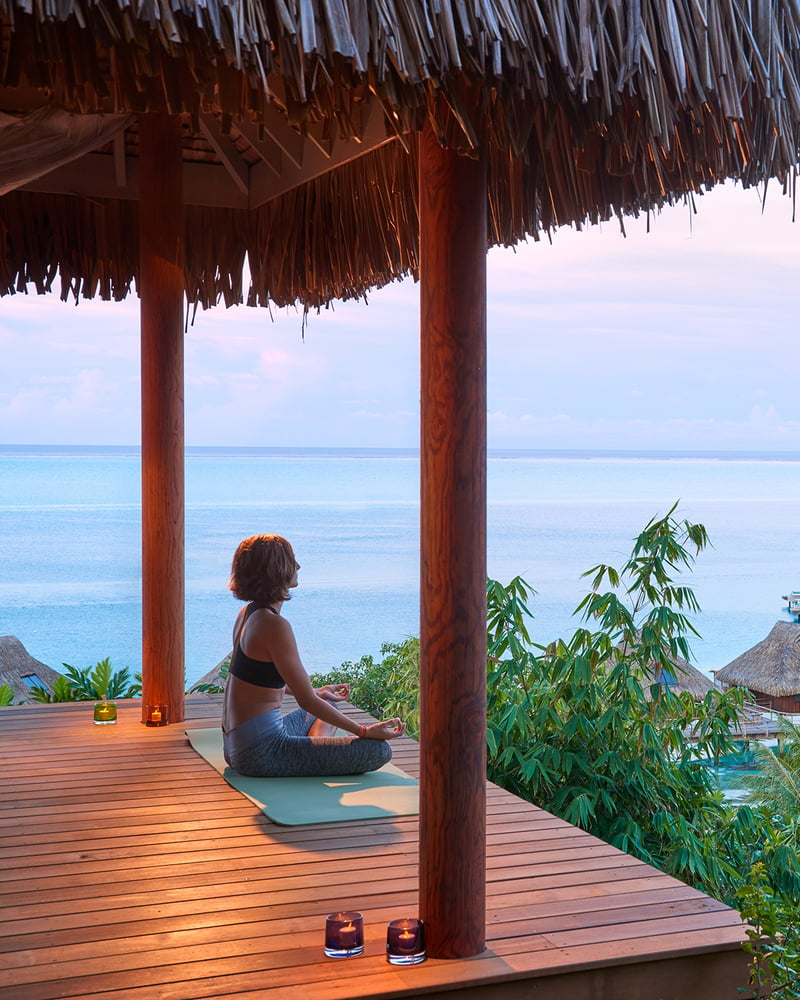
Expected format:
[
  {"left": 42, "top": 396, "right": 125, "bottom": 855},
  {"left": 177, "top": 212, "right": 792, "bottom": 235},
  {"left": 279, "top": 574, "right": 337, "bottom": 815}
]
[
  {"left": 487, "top": 407, "right": 800, "bottom": 451},
  {"left": 1, "top": 179, "right": 798, "bottom": 449}
]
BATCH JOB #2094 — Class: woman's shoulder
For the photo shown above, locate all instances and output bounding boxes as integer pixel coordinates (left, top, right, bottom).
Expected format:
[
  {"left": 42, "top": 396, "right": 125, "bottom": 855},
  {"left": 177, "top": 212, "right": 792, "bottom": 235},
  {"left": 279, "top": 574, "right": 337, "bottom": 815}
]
[{"left": 247, "top": 605, "right": 293, "bottom": 636}]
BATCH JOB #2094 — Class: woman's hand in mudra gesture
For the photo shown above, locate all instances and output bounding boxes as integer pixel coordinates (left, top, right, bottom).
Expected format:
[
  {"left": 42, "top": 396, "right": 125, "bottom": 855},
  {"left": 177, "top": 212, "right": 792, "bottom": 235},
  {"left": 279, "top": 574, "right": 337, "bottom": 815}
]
[
  {"left": 316, "top": 683, "right": 350, "bottom": 702},
  {"left": 314, "top": 684, "right": 405, "bottom": 740},
  {"left": 363, "top": 718, "right": 406, "bottom": 740}
]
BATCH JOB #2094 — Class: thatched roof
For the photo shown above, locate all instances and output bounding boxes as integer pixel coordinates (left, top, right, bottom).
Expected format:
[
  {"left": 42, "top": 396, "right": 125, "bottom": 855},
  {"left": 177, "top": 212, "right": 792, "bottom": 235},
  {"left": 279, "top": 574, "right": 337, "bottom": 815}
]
[
  {"left": 643, "top": 654, "right": 714, "bottom": 701},
  {"left": 0, "top": 635, "right": 63, "bottom": 702},
  {"left": 1, "top": 1, "right": 800, "bottom": 309},
  {"left": 190, "top": 654, "right": 230, "bottom": 693},
  {"left": 715, "top": 621, "right": 800, "bottom": 697}
]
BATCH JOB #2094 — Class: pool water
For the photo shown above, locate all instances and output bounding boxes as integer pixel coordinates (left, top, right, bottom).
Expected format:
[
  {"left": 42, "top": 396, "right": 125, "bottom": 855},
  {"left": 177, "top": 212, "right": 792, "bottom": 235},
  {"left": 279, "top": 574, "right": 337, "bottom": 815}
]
[{"left": 706, "top": 762, "right": 760, "bottom": 805}]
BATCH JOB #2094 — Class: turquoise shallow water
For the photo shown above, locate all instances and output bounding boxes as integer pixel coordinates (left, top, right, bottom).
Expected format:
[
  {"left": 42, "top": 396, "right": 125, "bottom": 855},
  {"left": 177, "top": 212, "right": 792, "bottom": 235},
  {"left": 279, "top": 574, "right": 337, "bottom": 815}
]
[
  {"left": 710, "top": 764, "right": 761, "bottom": 805},
  {"left": 1, "top": 446, "right": 799, "bottom": 687}
]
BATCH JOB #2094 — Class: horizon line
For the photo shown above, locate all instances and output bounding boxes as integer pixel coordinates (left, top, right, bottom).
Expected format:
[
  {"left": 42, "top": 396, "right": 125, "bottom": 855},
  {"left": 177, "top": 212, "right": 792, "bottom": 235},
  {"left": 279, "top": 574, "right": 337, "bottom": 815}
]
[{"left": 3, "top": 443, "right": 800, "bottom": 460}]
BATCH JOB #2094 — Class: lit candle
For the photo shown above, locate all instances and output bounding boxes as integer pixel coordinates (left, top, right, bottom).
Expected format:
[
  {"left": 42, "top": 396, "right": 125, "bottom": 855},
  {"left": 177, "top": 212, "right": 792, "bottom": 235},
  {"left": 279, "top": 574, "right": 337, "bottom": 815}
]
[
  {"left": 93, "top": 701, "right": 117, "bottom": 725},
  {"left": 324, "top": 911, "right": 364, "bottom": 958},
  {"left": 386, "top": 918, "right": 425, "bottom": 965},
  {"left": 338, "top": 923, "right": 357, "bottom": 948},
  {"left": 145, "top": 705, "right": 168, "bottom": 727},
  {"left": 397, "top": 930, "right": 415, "bottom": 952}
]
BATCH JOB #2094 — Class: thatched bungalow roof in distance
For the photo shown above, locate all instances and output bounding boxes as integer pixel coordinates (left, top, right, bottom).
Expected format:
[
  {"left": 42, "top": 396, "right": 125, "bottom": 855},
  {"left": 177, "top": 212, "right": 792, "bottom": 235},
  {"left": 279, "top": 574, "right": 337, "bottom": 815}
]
[
  {"left": 191, "top": 655, "right": 230, "bottom": 693},
  {"left": 2, "top": 0, "right": 800, "bottom": 310},
  {"left": 644, "top": 654, "right": 714, "bottom": 701},
  {"left": 716, "top": 621, "right": 800, "bottom": 698},
  {"left": 0, "top": 635, "right": 63, "bottom": 702}
]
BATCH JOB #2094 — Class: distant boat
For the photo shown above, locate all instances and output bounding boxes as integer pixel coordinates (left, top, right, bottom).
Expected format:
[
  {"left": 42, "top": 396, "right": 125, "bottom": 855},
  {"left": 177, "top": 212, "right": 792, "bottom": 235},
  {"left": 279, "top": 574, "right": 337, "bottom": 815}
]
[{"left": 782, "top": 592, "right": 800, "bottom": 619}]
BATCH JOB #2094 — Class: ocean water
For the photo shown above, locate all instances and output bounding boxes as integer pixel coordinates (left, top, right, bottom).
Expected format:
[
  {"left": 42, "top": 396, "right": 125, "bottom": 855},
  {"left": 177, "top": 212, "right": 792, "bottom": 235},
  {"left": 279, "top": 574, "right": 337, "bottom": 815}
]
[{"left": 1, "top": 445, "right": 799, "bottom": 689}]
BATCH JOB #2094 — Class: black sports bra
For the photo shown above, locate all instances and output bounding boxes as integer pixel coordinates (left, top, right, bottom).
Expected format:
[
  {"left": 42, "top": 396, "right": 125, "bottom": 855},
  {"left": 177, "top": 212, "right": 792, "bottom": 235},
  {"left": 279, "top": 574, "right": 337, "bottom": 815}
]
[{"left": 228, "top": 603, "right": 286, "bottom": 689}]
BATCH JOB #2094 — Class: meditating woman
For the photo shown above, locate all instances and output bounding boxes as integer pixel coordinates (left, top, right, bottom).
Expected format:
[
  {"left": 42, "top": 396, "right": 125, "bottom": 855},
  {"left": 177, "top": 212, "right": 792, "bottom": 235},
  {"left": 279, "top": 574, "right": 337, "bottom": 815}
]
[{"left": 221, "top": 533, "right": 406, "bottom": 777}]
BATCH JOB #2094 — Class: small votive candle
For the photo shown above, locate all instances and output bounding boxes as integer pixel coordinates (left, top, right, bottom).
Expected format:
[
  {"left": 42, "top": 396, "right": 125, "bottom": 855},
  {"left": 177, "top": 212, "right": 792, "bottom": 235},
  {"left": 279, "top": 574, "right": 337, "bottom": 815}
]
[
  {"left": 324, "top": 911, "right": 364, "bottom": 958},
  {"left": 145, "top": 705, "right": 168, "bottom": 727},
  {"left": 386, "top": 917, "right": 426, "bottom": 965},
  {"left": 93, "top": 700, "right": 117, "bottom": 725}
]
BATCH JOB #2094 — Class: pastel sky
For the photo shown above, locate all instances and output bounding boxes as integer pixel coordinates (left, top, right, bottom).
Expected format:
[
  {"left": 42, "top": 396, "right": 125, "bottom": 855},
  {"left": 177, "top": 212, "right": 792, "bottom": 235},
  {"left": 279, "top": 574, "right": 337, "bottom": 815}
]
[{"left": 1, "top": 179, "right": 797, "bottom": 451}]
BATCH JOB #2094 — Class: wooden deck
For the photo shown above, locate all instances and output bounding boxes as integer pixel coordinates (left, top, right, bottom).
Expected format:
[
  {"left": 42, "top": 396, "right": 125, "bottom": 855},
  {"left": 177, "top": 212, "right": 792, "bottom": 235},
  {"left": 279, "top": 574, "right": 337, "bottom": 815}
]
[{"left": 1, "top": 696, "right": 750, "bottom": 999}]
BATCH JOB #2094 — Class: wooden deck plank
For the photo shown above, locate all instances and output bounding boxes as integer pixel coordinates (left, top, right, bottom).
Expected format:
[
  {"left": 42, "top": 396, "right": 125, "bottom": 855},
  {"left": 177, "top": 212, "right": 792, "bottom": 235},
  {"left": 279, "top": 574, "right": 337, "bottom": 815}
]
[
  {"left": 3, "top": 842, "right": 630, "bottom": 913},
  {"left": 3, "top": 923, "right": 749, "bottom": 1000},
  {"left": 1, "top": 895, "right": 741, "bottom": 989},
  {"left": 0, "top": 886, "right": 723, "bottom": 972},
  {"left": 0, "top": 697, "right": 750, "bottom": 999}
]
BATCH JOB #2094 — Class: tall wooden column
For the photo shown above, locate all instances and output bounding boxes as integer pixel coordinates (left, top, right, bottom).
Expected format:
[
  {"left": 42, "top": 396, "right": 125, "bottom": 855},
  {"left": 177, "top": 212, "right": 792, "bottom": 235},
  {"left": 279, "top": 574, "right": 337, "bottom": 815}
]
[
  {"left": 419, "top": 121, "right": 488, "bottom": 958},
  {"left": 139, "top": 113, "right": 185, "bottom": 724}
]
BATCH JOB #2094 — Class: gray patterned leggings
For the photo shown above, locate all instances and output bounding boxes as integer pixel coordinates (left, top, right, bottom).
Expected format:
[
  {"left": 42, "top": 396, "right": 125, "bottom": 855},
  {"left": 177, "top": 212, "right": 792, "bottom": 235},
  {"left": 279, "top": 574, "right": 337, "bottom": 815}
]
[{"left": 222, "top": 707, "right": 392, "bottom": 777}]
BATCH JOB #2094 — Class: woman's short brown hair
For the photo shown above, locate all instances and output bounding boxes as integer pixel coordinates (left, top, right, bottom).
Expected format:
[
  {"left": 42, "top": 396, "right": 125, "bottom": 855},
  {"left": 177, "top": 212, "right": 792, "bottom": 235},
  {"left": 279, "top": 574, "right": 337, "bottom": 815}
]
[{"left": 229, "top": 534, "right": 297, "bottom": 604}]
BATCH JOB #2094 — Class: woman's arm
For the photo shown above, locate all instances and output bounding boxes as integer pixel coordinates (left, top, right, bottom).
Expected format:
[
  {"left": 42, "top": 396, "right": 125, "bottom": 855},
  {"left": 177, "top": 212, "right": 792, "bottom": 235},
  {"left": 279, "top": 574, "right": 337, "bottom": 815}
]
[{"left": 268, "top": 617, "right": 405, "bottom": 739}]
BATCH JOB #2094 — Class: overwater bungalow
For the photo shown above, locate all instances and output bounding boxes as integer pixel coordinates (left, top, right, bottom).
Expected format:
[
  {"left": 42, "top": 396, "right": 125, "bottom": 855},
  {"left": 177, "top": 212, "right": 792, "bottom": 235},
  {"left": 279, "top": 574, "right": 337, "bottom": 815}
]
[
  {"left": 715, "top": 621, "right": 800, "bottom": 715},
  {"left": 3, "top": 0, "right": 800, "bottom": 995}
]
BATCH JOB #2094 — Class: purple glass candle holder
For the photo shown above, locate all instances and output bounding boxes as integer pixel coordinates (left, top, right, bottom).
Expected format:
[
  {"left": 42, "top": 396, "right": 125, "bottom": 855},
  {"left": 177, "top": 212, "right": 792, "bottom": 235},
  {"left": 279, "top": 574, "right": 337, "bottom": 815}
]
[
  {"left": 324, "top": 911, "right": 364, "bottom": 958},
  {"left": 386, "top": 917, "right": 426, "bottom": 965}
]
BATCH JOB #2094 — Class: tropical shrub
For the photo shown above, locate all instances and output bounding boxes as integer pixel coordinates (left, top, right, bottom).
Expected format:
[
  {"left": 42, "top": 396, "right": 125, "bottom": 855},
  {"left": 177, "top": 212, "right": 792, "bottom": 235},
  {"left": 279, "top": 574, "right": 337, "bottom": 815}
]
[
  {"left": 319, "top": 503, "right": 800, "bottom": 995},
  {"left": 486, "top": 511, "right": 799, "bottom": 995},
  {"left": 0, "top": 683, "right": 15, "bottom": 706},
  {"left": 738, "top": 717, "right": 800, "bottom": 845},
  {"left": 733, "top": 721, "right": 800, "bottom": 998},
  {"left": 737, "top": 860, "right": 800, "bottom": 999},
  {"left": 311, "top": 637, "right": 420, "bottom": 736},
  {"left": 30, "top": 658, "right": 140, "bottom": 702},
  {"left": 29, "top": 676, "right": 79, "bottom": 703}
]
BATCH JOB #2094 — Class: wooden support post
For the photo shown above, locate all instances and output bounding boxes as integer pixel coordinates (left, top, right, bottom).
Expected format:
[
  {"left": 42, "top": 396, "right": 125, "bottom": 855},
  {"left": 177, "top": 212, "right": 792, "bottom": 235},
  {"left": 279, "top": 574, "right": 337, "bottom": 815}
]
[
  {"left": 418, "top": 121, "right": 488, "bottom": 958},
  {"left": 139, "top": 113, "right": 185, "bottom": 724}
]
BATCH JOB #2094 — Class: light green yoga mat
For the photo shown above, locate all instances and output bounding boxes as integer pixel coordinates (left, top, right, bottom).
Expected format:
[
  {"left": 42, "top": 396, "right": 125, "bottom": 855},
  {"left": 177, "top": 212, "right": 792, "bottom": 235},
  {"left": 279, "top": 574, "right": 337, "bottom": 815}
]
[{"left": 186, "top": 727, "right": 419, "bottom": 826}]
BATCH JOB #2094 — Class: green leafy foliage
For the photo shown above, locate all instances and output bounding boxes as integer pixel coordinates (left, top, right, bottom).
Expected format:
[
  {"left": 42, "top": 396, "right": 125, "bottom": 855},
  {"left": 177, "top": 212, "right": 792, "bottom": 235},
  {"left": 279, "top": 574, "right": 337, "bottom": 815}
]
[
  {"left": 325, "top": 503, "right": 799, "bottom": 992},
  {"left": 485, "top": 534, "right": 744, "bottom": 877},
  {"left": 0, "top": 683, "right": 15, "bottom": 706},
  {"left": 189, "top": 657, "right": 229, "bottom": 695},
  {"left": 311, "top": 637, "right": 420, "bottom": 737},
  {"left": 482, "top": 508, "right": 799, "bottom": 991},
  {"left": 738, "top": 717, "right": 800, "bottom": 841},
  {"left": 737, "top": 862, "right": 800, "bottom": 999},
  {"left": 30, "top": 658, "right": 141, "bottom": 702},
  {"left": 29, "top": 676, "right": 78, "bottom": 703}
]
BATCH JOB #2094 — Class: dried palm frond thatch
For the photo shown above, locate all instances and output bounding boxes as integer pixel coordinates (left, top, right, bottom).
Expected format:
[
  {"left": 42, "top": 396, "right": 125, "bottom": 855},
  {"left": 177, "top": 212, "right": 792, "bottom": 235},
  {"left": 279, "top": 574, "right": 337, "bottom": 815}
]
[
  {"left": 643, "top": 654, "right": 714, "bottom": 701},
  {"left": 1, "top": 0, "right": 800, "bottom": 308},
  {"left": 189, "top": 655, "right": 230, "bottom": 694},
  {"left": 715, "top": 622, "right": 800, "bottom": 698},
  {"left": 0, "top": 635, "right": 63, "bottom": 702}
]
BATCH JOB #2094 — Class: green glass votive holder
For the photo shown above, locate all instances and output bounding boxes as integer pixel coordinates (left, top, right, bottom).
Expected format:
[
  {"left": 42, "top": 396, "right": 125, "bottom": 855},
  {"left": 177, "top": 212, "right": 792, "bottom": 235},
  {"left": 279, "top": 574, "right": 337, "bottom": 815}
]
[{"left": 93, "top": 700, "right": 117, "bottom": 725}]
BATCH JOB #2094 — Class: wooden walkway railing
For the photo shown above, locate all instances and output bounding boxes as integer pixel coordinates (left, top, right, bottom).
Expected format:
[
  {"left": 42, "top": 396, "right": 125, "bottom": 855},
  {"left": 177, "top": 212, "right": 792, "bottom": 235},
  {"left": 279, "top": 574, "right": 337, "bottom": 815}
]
[{"left": 0, "top": 696, "right": 750, "bottom": 1000}]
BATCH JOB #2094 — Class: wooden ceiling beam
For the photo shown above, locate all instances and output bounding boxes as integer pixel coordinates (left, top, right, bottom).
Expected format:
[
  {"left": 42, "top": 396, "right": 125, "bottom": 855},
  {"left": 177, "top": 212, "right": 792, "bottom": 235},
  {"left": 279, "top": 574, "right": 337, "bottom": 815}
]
[
  {"left": 198, "top": 114, "right": 250, "bottom": 195},
  {"left": 232, "top": 119, "right": 283, "bottom": 177},
  {"left": 249, "top": 103, "right": 396, "bottom": 208},
  {"left": 113, "top": 133, "right": 127, "bottom": 188},
  {"left": 305, "top": 119, "right": 335, "bottom": 158},
  {"left": 257, "top": 104, "right": 305, "bottom": 169},
  {"left": 16, "top": 103, "right": 400, "bottom": 210},
  {"left": 20, "top": 157, "right": 250, "bottom": 209}
]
